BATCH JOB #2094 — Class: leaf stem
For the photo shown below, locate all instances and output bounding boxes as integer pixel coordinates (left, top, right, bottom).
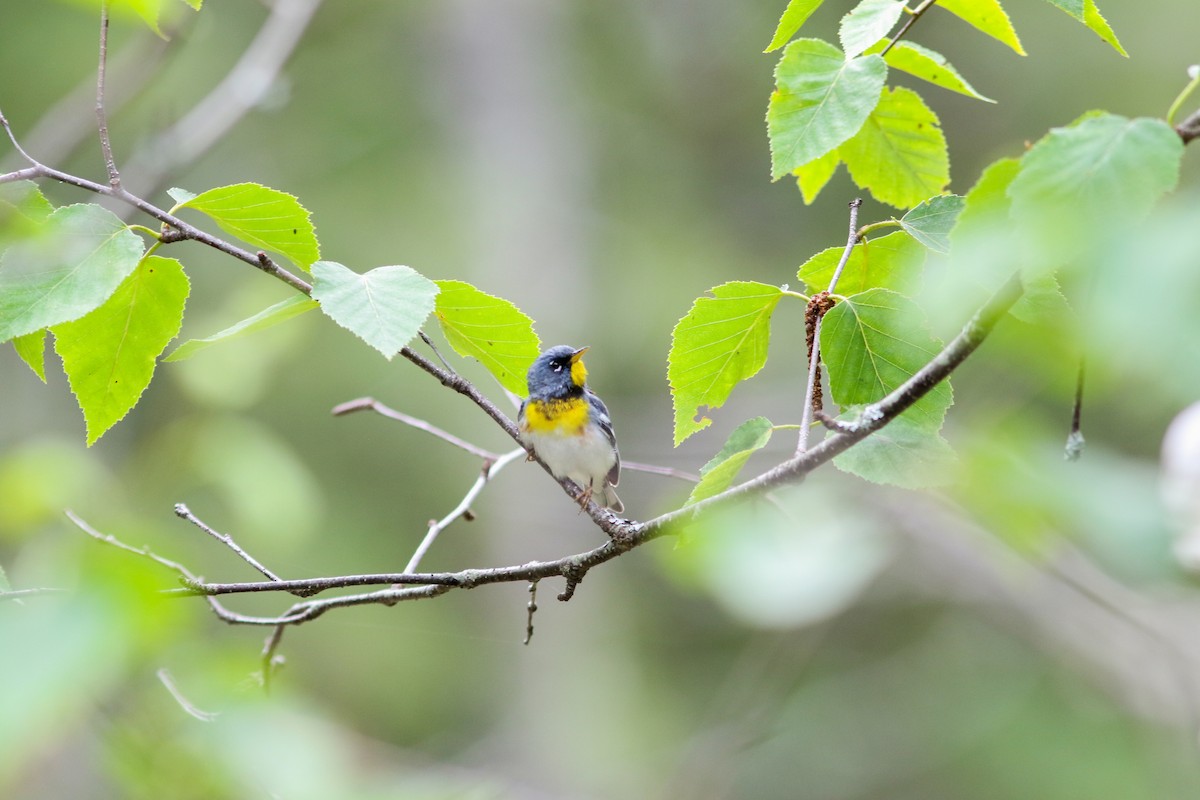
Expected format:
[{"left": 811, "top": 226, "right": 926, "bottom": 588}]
[
  {"left": 881, "top": 0, "right": 940, "bottom": 57},
  {"left": 1167, "top": 66, "right": 1200, "bottom": 125}
]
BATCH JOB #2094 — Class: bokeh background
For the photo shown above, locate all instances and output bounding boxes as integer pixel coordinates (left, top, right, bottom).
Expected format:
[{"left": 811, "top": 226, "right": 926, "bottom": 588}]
[{"left": 4, "top": 0, "right": 1200, "bottom": 797}]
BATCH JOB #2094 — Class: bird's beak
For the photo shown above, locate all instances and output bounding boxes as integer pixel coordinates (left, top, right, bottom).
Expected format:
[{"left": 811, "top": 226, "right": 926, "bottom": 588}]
[{"left": 570, "top": 347, "right": 589, "bottom": 364}]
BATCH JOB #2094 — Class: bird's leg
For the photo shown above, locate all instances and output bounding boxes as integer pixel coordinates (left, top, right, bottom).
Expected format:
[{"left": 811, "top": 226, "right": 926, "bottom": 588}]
[{"left": 576, "top": 482, "right": 594, "bottom": 513}]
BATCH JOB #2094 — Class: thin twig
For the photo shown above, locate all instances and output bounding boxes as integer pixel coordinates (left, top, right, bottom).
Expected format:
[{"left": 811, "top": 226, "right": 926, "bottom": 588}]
[
  {"left": 881, "top": 0, "right": 940, "bottom": 58},
  {"left": 798, "top": 199, "right": 861, "bottom": 454},
  {"left": 403, "top": 447, "right": 525, "bottom": 574},
  {"left": 0, "top": 587, "right": 69, "bottom": 601},
  {"left": 95, "top": 1, "right": 121, "bottom": 188},
  {"left": 622, "top": 461, "right": 700, "bottom": 482},
  {"left": 1065, "top": 358, "right": 1086, "bottom": 461},
  {"left": 524, "top": 580, "right": 538, "bottom": 645},
  {"left": 174, "top": 503, "right": 282, "bottom": 582},
  {"left": 332, "top": 397, "right": 500, "bottom": 461},
  {"left": 418, "top": 329, "right": 457, "bottom": 375},
  {"left": 157, "top": 669, "right": 218, "bottom": 722}
]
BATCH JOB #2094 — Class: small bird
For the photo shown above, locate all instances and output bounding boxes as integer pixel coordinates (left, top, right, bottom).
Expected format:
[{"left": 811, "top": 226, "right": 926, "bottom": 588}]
[{"left": 518, "top": 345, "right": 623, "bottom": 513}]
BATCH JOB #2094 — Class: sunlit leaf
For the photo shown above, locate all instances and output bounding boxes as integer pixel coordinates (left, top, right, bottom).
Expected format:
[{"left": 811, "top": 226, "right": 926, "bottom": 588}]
[
  {"left": 52, "top": 256, "right": 190, "bottom": 445},
  {"left": 765, "top": 0, "right": 825, "bottom": 52},
  {"left": 936, "top": 0, "right": 1025, "bottom": 55},
  {"left": 840, "top": 86, "right": 949, "bottom": 210},
  {"left": 792, "top": 149, "right": 842, "bottom": 205},
  {"left": 169, "top": 183, "right": 320, "bottom": 269},
  {"left": 165, "top": 294, "right": 318, "bottom": 362},
  {"left": 798, "top": 230, "right": 924, "bottom": 296},
  {"left": 898, "top": 195, "right": 964, "bottom": 254},
  {"left": 767, "top": 39, "right": 887, "bottom": 179},
  {"left": 669, "top": 282, "right": 785, "bottom": 445},
  {"left": 821, "top": 288, "right": 952, "bottom": 431},
  {"left": 686, "top": 417, "right": 774, "bottom": 506},
  {"left": 866, "top": 40, "right": 995, "bottom": 102},
  {"left": 12, "top": 330, "right": 48, "bottom": 383},
  {"left": 0, "top": 204, "right": 144, "bottom": 343},
  {"left": 432, "top": 280, "right": 541, "bottom": 396},
  {"left": 311, "top": 261, "right": 437, "bottom": 360},
  {"left": 839, "top": 0, "right": 906, "bottom": 59},
  {"left": 951, "top": 157, "right": 1021, "bottom": 249},
  {"left": 1040, "top": 0, "right": 1126, "bottom": 56}
]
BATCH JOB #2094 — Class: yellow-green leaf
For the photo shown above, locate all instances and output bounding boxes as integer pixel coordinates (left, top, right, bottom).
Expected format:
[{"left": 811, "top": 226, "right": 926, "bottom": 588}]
[
  {"left": 169, "top": 183, "right": 320, "bottom": 269},
  {"left": 12, "top": 330, "right": 48, "bottom": 383},
  {"left": 937, "top": 0, "right": 1025, "bottom": 56},
  {"left": 1040, "top": 0, "right": 1126, "bottom": 56},
  {"left": 432, "top": 280, "right": 541, "bottom": 396},
  {"left": 866, "top": 40, "right": 995, "bottom": 102},
  {"left": 765, "top": 0, "right": 826, "bottom": 52},
  {"left": 792, "top": 149, "right": 841, "bottom": 205},
  {"left": 52, "top": 256, "right": 190, "bottom": 445},
  {"left": 767, "top": 39, "right": 888, "bottom": 179},
  {"left": 686, "top": 418, "right": 774, "bottom": 505},
  {"left": 840, "top": 86, "right": 949, "bottom": 210},
  {"left": 165, "top": 294, "right": 317, "bottom": 362},
  {"left": 669, "top": 282, "right": 785, "bottom": 445},
  {"left": 798, "top": 230, "right": 925, "bottom": 296}
]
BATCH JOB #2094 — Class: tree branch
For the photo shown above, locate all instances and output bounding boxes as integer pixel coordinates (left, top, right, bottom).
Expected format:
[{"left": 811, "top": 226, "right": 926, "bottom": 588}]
[
  {"left": 798, "top": 198, "right": 861, "bottom": 455},
  {"left": 95, "top": 1, "right": 121, "bottom": 188}
]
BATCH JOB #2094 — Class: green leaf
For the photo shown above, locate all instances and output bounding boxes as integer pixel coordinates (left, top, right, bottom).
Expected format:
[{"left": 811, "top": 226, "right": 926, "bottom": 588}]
[
  {"left": 951, "top": 157, "right": 1021, "bottom": 249},
  {"left": 669, "top": 282, "right": 785, "bottom": 445},
  {"left": 1010, "top": 272, "right": 1073, "bottom": 326},
  {"left": 765, "top": 0, "right": 825, "bottom": 52},
  {"left": 311, "top": 261, "right": 438, "bottom": 360},
  {"left": 0, "top": 204, "right": 144, "bottom": 343},
  {"left": 170, "top": 183, "right": 320, "bottom": 269},
  {"left": 432, "top": 280, "right": 541, "bottom": 396},
  {"left": 767, "top": 39, "right": 887, "bottom": 179},
  {"left": 0, "top": 180, "right": 54, "bottom": 228},
  {"left": 1007, "top": 114, "right": 1182, "bottom": 247},
  {"left": 839, "top": 0, "right": 907, "bottom": 59},
  {"left": 686, "top": 417, "right": 775, "bottom": 506},
  {"left": 821, "top": 288, "right": 952, "bottom": 431},
  {"left": 840, "top": 86, "right": 949, "bottom": 210},
  {"left": 12, "top": 330, "right": 48, "bottom": 383},
  {"left": 798, "top": 230, "right": 924, "bottom": 296},
  {"left": 52, "top": 256, "right": 190, "bottom": 446},
  {"left": 898, "top": 195, "right": 965, "bottom": 254},
  {"left": 792, "top": 149, "right": 841, "bottom": 205},
  {"left": 866, "top": 41, "right": 995, "bottom": 102},
  {"left": 833, "top": 413, "right": 957, "bottom": 487},
  {"left": 936, "top": 0, "right": 1025, "bottom": 55},
  {"left": 165, "top": 294, "right": 318, "bottom": 362},
  {"left": 1040, "top": 0, "right": 1126, "bottom": 56}
]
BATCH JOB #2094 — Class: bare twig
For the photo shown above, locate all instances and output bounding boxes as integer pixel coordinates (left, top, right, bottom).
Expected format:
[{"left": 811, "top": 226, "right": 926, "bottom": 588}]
[
  {"left": 798, "top": 199, "right": 862, "bottom": 454},
  {"left": 332, "top": 397, "right": 501, "bottom": 461},
  {"left": 0, "top": 587, "right": 69, "bottom": 601},
  {"left": 157, "top": 669, "right": 218, "bottom": 722},
  {"left": 1065, "top": 358, "right": 1086, "bottom": 461},
  {"left": 881, "top": 0, "right": 940, "bottom": 58},
  {"left": 403, "top": 447, "right": 526, "bottom": 574},
  {"left": 95, "top": 1, "right": 121, "bottom": 188},
  {"left": 524, "top": 580, "right": 538, "bottom": 645},
  {"left": 174, "top": 503, "right": 282, "bottom": 582},
  {"left": 418, "top": 330, "right": 457, "bottom": 375}
]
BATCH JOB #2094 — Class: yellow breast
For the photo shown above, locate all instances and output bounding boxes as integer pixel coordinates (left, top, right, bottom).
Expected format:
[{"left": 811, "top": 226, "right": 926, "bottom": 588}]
[{"left": 523, "top": 397, "right": 589, "bottom": 435}]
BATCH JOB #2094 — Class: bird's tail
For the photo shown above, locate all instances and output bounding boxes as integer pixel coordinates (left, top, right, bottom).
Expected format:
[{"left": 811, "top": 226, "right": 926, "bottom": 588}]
[{"left": 602, "top": 483, "right": 624, "bottom": 514}]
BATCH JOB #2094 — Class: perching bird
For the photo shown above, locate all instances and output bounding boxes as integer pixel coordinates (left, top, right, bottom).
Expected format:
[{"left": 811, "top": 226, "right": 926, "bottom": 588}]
[{"left": 517, "top": 345, "right": 623, "bottom": 512}]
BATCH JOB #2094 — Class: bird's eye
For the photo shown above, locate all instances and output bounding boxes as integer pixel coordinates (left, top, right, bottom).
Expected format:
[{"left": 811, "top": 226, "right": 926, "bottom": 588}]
[{"left": 552, "top": 364, "right": 563, "bottom": 373}]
